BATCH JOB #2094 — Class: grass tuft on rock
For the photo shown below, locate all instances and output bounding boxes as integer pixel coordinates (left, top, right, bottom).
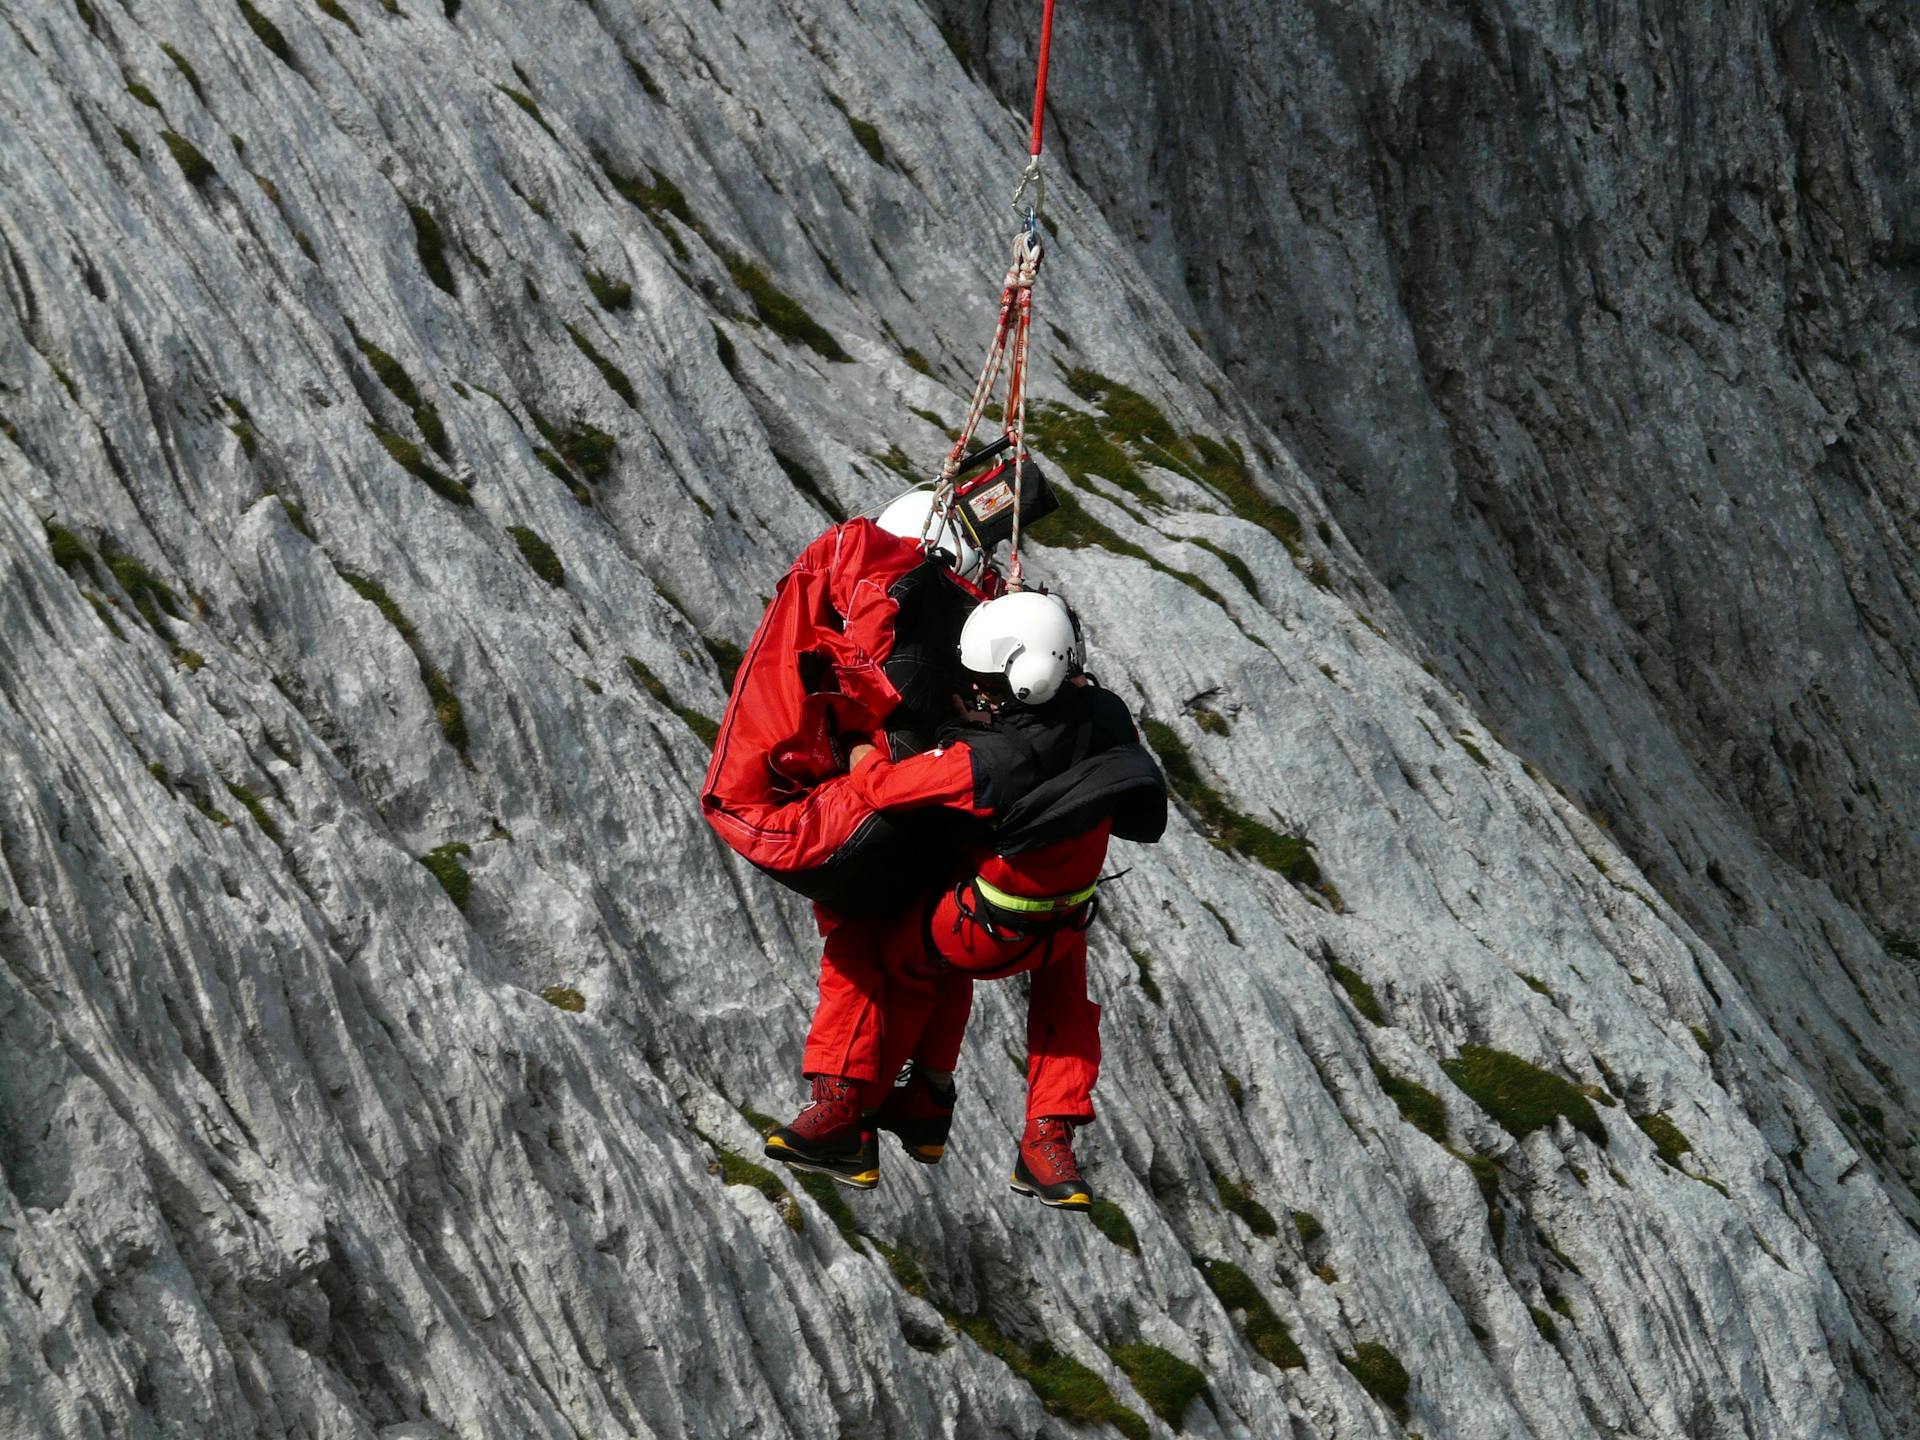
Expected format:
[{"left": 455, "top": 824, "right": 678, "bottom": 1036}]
[
  {"left": 371, "top": 426, "right": 468, "bottom": 504},
  {"left": 954, "top": 1318, "right": 1147, "bottom": 1440},
  {"left": 419, "top": 842, "right": 473, "bottom": 908},
  {"left": 1443, "top": 1046, "right": 1607, "bottom": 1146},
  {"left": 1634, "top": 1111, "right": 1693, "bottom": 1166},
  {"left": 1197, "top": 1257, "right": 1304, "bottom": 1368},
  {"left": 773, "top": 451, "right": 844, "bottom": 521},
  {"left": 408, "top": 205, "right": 458, "bottom": 296},
  {"left": 1107, "top": 1344, "right": 1209, "bottom": 1432},
  {"left": 98, "top": 539, "right": 186, "bottom": 630},
  {"left": 585, "top": 267, "right": 632, "bottom": 311},
  {"left": 625, "top": 656, "right": 719, "bottom": 745},
  {"left": 1141, "top": 720, "right": 1324, "bottom": 889},
  {"left": 540, "top": 985, "right": 585, "bottom": 1013},
  {"left": 316, "top": 0, "right": 361, "bottom": 34},
  {"left": 723, "top": 251, "right": 850, "bottom": 361},
  {"left": 236, "top": 0, "right": 295, "bottom": 65},
  {"left": 1088, "top": 1198, "right": 1138, "bottom": 1254},
  {"left": 826, "top": 92, "right": 887, "bottom": 164},
  {"left": 714, "top": 1149, "right": 800, "bottom": 1232},
  {"left": 45, "top": 521, "right": 97, "bottom": 581},
  {"left": 791, "top": 1172, "right": 859, "bottom": 1245},
  {"left": 1374, "top": 1064, "right": 1448, "bottom": 1143},
  {"left": 599, "top": 156, "right": 696, "bottom": 258},
  {"left": 1340, "top": 1341, "right": 1411, "bottom": 1421},
  {"left": 1292, "top": 1210, "right": 1324, "bottom": 1246},
  {"left": 1210, "top": 1170, "right": 1278, "bottom": 1236},
  {"left": 162, "top": 130, "right": 216, "bottom": 186},
  {"left": 223, "top": 781, "right": 280, "bottom": 843},
  {"left": 338, "top": 569, "right": 470, "bottom": 758},
  {"left": 565, "top": 324, "right": 638, "bottom": 408},
  {"left": 507, "top": 525, "right": 563, "bottom": 587},
  {"left": 1329, "top": 959, "right": 1385, "bottom": 1023}
]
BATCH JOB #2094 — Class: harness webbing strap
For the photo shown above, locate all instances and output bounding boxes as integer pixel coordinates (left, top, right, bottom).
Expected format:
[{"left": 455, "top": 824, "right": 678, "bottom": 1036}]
[{"left": 972, "top": 874, "right": 1097, "bottom": 914}]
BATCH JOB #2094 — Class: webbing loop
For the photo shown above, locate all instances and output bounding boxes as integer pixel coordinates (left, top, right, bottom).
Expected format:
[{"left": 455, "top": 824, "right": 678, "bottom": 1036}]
[{"left": 972, "top": 874, "right": 1098, "bottom": 914}]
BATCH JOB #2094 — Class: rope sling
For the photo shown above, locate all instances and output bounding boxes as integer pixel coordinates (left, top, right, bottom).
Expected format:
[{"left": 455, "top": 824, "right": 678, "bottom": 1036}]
[{"left": 922, "top": 0, "right": 1058, "bottom": 593}]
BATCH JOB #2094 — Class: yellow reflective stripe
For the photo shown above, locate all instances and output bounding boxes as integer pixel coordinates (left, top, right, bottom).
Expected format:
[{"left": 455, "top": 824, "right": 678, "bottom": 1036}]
[{"left": 972, "top": 875, "right": 1097, "bottom": 914}]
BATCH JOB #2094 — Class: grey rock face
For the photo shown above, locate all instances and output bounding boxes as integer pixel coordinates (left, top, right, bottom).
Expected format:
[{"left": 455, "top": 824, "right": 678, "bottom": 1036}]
[{"left": 1, "top": 3, "right": 1916, "bottom": 1439}]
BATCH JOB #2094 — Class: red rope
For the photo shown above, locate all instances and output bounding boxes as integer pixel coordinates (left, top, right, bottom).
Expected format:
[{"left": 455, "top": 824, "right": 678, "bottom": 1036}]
[{"left": 1028, "top": 0, "right": 1057, "bottom": 156}]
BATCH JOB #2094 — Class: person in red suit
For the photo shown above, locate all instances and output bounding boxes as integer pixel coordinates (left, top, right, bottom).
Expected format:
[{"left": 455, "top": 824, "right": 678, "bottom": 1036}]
[{"left": 765, "top": 591, "right": 1167, "bottom": 1208}]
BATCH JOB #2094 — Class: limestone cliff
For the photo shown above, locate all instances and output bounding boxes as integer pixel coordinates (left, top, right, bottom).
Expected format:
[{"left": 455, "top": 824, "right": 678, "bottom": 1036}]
[{"left": 2, "top": 3, "right": 1915, "bottom": 1437}]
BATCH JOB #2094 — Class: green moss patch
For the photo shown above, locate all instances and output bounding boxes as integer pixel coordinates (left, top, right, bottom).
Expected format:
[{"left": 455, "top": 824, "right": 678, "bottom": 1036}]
[
  {"left": 712, "top": 1149, "right": 800, "bottom": 1231},
  {"left": 371, "top": 426, "right": 468, "bottom": 505},
  {"left": 954, "top": 1317, "right": 1146, "bottom": 1440},
  {"left": 316, "top": 0, "right": 362, "bottom": 34},
  {"left": 1373, "top": 1064, "right": 1448, "bottom": 1143},
  {"left": 791, "top": 1171, "right": 858, "bottom": 1245},
  {"left": 702, "top": 634, "right": 745, "bottom": 692},
  {"left": 1108, "top": 1344, "right": 1208, "bottom": 1432},
  {"left": 540, "top": 985, "right": 585, "bottom": 1012},
  {"left": 126, "top": 80, "right": 162, "bottom": 111},
  {"left": 1197, "top": 1258, "right": 1304, "bottom": 1368},
  {"left": 565, "top": 323, "right": 638, "bottom": 408},
  {"left": 1634, "top": 1111, "right": 1693, "bottom": 1167},
  {"left": 1221, "top": 1068, "right": 1245, "bottom": 1107},
  {"left": 1292, "top": 1210, "right": 1324, "bottom": 1246},
  {"left": 1211, "top": 1170, "right": 1277, "bottom": 1236},
  {"left": 237, "top": 0, "right": 295, "bottom": 65},
  {"left": 826, "top": 92, "right": 886, "bottom": 164},
  {"left": 350, "top": 326, "right": 452, "bottom": 461},
  {"left": 338, "top": 568, "right": 470, "bottom": 758},
  {"left": 1339, "top": 1341, "right": 1411, "bottom": 1422},
  {"left": 408, "top": 205, "right": 457, "bottom": 296},
  {"left": 161, "top": 47, "right": 204, "bottom": 100},
  {"left": 495, "top": 85, "right": 555, "bottom": 139},
  {"left": 98, "top": 539, "right": 186, "bottom": 630},
  {"left": 773, "top": 451, "right": 844, "bottom": 521},
  {"left": 585, "top": 267, "right": 632, "bottom": 311},
  {"left": 1329, "top": 959, "right": 1385, "bottom": 1024},
  {"left": 419, "top": 842, "right": 473, "bottom": 908},
  {"left": 1442, "top": 1046, "right": 1607, "bottom": 1147},
  {"left": 625, "top": 655, "right": 719, "bottom": 744},
  {"left": 1129, "top": 949, "right": 1162, "bottom": 1006},
  {"left": 162, "top": 130, "right": 215, "bottom": 186},
  {"left": 1088, "top": 1197, "right": 1138, "bottom": 1253},
  {"left": 1141, "top": 720, "right": 1324, "bottom": 889},
  {"left": 45, "top": 521, "right": 96, "bottom": 581},
  {"left": 721, "top": 251, "right": 850, "bottom": 362},
  {"left": 1040, "top": 489, "right": 1225, "bottom": 608},
  {"left": 600, "top": 156, "right": 696, "bottom": 259},
  {"left": 531, "top": 411, "right": 616, "bottom": 484},
  {"left": 1185, "top": 536, "right": 1260, "bottom": 598},
  {"left": 507, "top": 525, "right": 563, "bottom": 587},
  {"left": 223, "top": 781, "right": 280, "bottom": 843}
]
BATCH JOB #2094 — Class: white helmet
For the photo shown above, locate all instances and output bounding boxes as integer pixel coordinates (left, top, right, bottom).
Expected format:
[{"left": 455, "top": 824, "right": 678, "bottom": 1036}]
[
  {"left": 875, "top": 490, "right": 984, "bottom": 581},
  {"left": 959, "top": 591, "right": 1079, "bottom": 704}
]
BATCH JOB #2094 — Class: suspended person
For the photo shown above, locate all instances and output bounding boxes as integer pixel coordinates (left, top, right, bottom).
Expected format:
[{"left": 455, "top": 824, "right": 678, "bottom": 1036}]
[
  {"left": 764, "top": 590, "right": 1168, "bottom": 1208},
  {"left": 699, "top": 461, "right": 1058, "bottom": 1173}
]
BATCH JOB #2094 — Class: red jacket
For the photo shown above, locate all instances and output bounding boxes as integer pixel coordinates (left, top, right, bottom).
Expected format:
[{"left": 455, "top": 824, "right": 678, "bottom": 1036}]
[{"left": 701, "top": 519, "right": 988, "bottom": 897}]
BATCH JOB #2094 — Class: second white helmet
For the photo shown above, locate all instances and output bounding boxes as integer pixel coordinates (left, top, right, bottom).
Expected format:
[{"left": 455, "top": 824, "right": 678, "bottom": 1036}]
[
  {"left": 959, "top": 591, "right": 1079, "bottom": 704},
  {"left": 875, "top": 490, "right": 984, "bottom": 581}
]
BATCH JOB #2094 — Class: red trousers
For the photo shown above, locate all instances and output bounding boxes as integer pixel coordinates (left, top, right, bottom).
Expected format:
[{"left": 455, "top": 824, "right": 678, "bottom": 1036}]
[{"left": 801, "top": 829, "right": 1108, "bottom": 1123}]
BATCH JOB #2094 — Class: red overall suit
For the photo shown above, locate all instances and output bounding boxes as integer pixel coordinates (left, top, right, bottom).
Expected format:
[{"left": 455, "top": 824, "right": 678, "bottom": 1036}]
[{"left": 802, "top": 738, "right": 1115, "bottom": 1122}]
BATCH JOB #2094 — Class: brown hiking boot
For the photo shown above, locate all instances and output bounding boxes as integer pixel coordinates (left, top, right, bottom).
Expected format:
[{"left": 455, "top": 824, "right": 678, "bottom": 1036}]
[
  {"left": 1009, "top": 1116, "right": 1092, "bottom": 1210},
  {"left": 874, "top": 1063, "right": 957, "bottom": 1164},
  {"left": 764, "top": 1076, "right": 880, "bottom": 1189}
]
